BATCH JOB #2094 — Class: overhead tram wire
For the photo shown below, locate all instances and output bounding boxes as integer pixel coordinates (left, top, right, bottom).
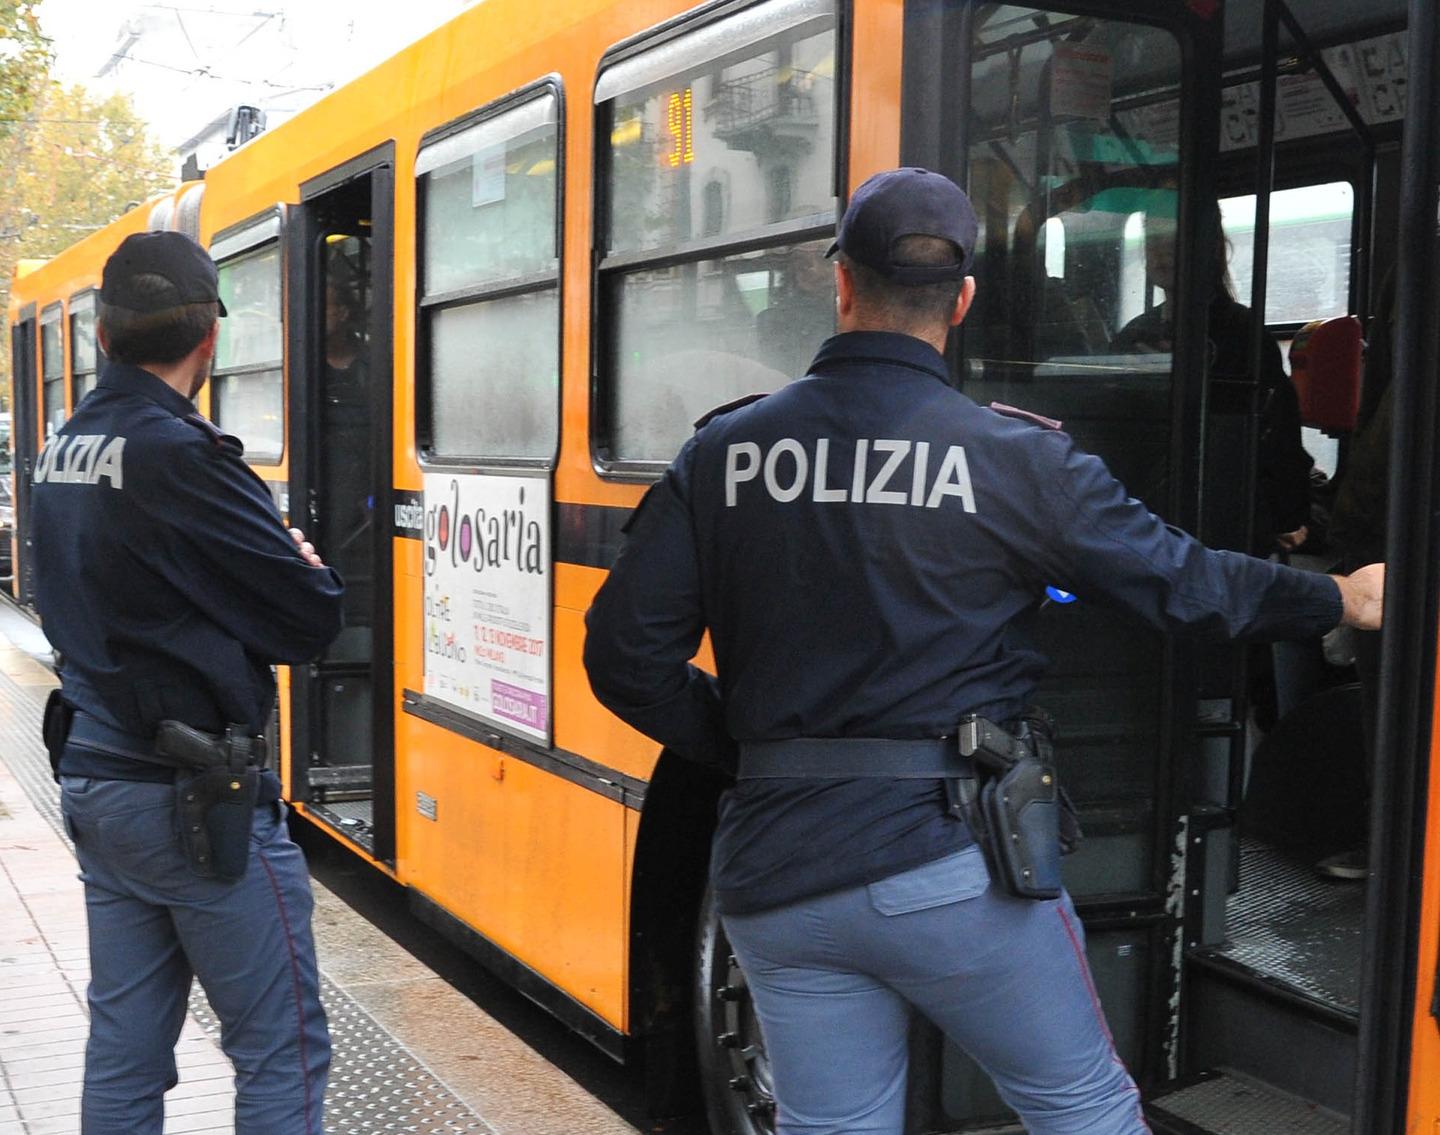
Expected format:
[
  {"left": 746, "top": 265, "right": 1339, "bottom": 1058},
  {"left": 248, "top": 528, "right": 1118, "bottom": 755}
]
[
  {"left": 138, "top": 4, "right": 283, "bottom": 15},
  {"left": 116, "top": 54, "right": 330, "bottom": 92}
]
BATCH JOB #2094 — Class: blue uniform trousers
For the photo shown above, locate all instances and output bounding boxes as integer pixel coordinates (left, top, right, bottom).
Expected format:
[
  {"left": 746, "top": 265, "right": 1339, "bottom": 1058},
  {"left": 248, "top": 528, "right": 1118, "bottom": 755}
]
[
  {"left": 59, "top": 774, "right": 331, "bottom": 1135},
  {"left": 721, "top": 847, "right": 1149, "bottom": 1134}
]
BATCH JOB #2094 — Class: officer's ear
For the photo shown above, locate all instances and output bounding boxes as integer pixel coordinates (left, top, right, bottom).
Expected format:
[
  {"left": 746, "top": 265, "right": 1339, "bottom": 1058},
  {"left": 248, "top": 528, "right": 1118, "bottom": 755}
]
[
  {"left": 96, "top": 321, "right": 112, "bottom": 358},
  {"left": 198, "top": 319, "right": 220, "bottom": 360},
  {"left": 949, "top": 276, "right": 977, "bottom": 328},
  {"left": 835, "top": 260, "right": 855, "bottom": 320}
]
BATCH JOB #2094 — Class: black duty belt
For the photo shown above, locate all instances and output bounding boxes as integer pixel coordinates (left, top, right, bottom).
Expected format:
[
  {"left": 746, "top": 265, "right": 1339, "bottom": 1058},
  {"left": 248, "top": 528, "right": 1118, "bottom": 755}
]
[
  {"left": 737, "top": 737, "right": 965, "bottom": 779},
  {"left": 69, "top": 712, "right": 178, "bottom": 770},
  {"left": 68, "top": 712, "right": 267, "bottom": 772}
]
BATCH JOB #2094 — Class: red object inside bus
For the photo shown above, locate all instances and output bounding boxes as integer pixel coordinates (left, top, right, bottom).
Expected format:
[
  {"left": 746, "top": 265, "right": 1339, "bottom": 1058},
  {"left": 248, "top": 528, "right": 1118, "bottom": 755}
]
[{"left": 1289, "top": 315, "right": 1363, "bottom": 435}]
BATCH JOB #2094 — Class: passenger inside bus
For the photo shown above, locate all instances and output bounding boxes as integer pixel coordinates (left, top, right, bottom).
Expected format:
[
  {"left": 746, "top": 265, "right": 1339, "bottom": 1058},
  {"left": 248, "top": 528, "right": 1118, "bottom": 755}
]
[
  {"left": 1115, "top": 206, "right": 1315, "bottom": 556},
  {"left": 320, "top": 244, "right": 372, "bottom": 625}
]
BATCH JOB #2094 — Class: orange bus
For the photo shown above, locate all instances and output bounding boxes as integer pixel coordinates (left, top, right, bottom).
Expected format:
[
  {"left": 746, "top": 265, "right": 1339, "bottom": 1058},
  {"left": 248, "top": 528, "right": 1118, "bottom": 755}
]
[{"left": 9, "top": 1, "right": 1440, "bottom": 1131}]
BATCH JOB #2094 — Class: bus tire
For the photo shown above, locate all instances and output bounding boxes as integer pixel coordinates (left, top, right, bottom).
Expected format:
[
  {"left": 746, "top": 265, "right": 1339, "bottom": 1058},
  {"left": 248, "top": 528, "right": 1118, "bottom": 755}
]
[{"left": 694, "top": 882, "right": 776, "bottom": 1135}]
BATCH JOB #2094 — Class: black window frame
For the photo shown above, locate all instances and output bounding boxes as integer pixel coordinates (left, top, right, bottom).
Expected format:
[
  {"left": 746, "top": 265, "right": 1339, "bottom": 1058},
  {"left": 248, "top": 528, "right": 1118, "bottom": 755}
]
[
  {"left": 39, "top": 302, "right": 65, "bottom": 439},
  {"left": 414, "top": 76, "right": 566, "bottom": 472},
  {"left": 209, "top": 207, "right": 287, "bottom": 465},
  {"left": 591, "top": 0, "right": 851, "bottom": 481},
  {"left": 68, "top": 289, "right": 100, "bottom": 408}
]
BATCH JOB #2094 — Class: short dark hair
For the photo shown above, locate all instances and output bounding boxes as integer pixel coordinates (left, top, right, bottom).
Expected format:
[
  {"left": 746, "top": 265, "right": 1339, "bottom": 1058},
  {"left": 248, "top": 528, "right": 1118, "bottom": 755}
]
[
  {"left": 839, "top": 235, "right": 965, "bottom": 334},
  {"left": 97, "top": 273, "right": 219, "bottom": 366}
]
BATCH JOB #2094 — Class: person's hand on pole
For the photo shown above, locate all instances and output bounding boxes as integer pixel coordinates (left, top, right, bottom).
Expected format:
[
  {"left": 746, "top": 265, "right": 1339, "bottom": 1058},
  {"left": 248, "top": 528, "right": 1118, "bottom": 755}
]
[{"left": 1331, "top": 563, "right": 1385, "bottom": 630}]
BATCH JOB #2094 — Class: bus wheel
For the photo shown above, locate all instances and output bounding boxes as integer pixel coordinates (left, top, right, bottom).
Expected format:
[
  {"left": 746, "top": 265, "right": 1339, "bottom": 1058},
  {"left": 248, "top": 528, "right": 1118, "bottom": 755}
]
[{"left": 694, "top": 884, "right": 776, "bottom": 1135}]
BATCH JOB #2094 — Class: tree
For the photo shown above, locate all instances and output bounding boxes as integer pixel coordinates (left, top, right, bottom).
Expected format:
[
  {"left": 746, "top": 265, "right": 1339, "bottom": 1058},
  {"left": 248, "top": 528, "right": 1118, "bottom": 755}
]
[
  {"left": 0, "top": 1, "right": 50, "bottom": 134},
  {"left": 0, "top": 81, "right": 178, "bottom": 398}
]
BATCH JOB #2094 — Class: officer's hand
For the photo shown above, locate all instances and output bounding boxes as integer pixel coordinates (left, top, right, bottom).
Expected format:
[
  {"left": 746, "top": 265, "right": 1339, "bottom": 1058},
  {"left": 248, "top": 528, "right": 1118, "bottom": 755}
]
[
  {"left": 288, "top": 527, "right": 326, "bottom": 569},
  {"left": 1275, "top": 525, "right": 1308, "bottom": 553},
  {"left": 1331, "top": 563, "right": 1384, "bottom": 631}
]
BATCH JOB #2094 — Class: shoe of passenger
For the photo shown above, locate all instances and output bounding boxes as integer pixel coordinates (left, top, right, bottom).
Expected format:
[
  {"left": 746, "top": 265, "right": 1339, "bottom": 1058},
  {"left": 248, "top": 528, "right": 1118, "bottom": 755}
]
[{"left": 1316, "top": 847, "right": 1368, "bottom": 880}]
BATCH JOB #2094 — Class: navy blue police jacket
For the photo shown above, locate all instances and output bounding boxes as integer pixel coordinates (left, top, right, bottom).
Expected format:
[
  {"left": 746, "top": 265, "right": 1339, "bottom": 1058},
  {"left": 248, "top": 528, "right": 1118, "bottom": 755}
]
[
  {"left": 583, "top": 332, "right": 1345, "bottom": 915},
  {"left": 31, "top": 362, "right": 345, "bottom": 786}
]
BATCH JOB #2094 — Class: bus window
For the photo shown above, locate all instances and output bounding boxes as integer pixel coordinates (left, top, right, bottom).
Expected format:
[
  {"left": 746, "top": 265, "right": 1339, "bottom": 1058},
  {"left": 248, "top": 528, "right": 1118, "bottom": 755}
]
[
  {"left": 213, "top": 240, "right": 284, "bottom": 462},
  {"left": 1222, "top": 181, "right": 1355, "bottom": 477},
  {"left": 595, "top": 0, "right": 839, "bottom": 469},
  {"left": 69, "top": 291, "right": 99, "bottom": 406},
  {"left": 40, "top": 304, "right": 64, "bottom": 439},
  {"left": 1221, "top": 181, "right": 1355, "bottom": 324},
  {"left": 417, "top": 88, "right": 560, "bottom": 463}
]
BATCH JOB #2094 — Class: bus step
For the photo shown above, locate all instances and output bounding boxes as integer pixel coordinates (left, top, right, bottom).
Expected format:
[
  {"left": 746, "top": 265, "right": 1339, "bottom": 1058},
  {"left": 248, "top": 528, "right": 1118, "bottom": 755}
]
[
  {"left": 307, "top": 764, "right": 373, "bottom": 791},
  {"left": 1191, "top": 838, "right": 1363, "bottom": 1019},
  {"left": 1146, "top": 1070, "right": 1347, "bottom": 1135}
]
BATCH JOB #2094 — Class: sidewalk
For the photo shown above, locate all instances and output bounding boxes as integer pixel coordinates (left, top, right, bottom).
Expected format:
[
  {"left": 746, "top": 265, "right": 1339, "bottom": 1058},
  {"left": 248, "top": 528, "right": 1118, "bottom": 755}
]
[
  {"left": 0, "top": 621, "right": 640, "bottom": 1135},
  {"left": 0, "top": 752, "right": 235, "bottom": 1134}
]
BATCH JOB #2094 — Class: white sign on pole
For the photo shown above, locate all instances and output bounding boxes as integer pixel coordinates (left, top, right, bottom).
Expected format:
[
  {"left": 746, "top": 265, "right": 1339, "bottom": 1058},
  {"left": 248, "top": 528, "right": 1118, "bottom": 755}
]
[
  {"left": 422, "top": 472, "right": 551, "bottom": 745},
  {"left": 1050, "top": 43, "right": 1113, "bottom": 122}
]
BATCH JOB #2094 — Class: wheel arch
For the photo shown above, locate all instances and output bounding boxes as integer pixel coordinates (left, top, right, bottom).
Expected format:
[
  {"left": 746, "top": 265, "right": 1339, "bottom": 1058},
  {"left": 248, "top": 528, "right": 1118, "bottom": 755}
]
[{"left": 627, "top": 748, "right": 728, "bottom": 1109}]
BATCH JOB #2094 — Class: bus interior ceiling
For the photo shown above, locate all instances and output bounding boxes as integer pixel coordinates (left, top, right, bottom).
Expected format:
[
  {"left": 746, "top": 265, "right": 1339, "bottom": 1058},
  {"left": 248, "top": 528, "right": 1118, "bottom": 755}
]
[{"left": 1222, "top": 0, "right": 1408, "bottom": 68}]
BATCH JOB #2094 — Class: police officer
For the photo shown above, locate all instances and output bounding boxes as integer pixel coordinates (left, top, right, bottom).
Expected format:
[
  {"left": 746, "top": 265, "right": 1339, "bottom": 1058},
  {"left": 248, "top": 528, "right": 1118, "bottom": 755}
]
[
  {"left": 31, "top": 231, "right": 344, "bottom": 1135},
  {"left": 582, "top": 169, "right": 1384, "bottom": 1135}
]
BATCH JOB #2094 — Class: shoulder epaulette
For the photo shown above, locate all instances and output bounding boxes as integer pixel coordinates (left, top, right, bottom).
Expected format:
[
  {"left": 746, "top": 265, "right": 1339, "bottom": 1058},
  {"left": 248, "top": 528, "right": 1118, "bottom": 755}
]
[
  {"left": 693, "top": 392, "right": 769, "bottom": 431},
  {"left": 989, "top": 401, "right": 1063, "bottom": 431},
  {"left": 182, "top": 412, "right": 245, "bottom": 455}
]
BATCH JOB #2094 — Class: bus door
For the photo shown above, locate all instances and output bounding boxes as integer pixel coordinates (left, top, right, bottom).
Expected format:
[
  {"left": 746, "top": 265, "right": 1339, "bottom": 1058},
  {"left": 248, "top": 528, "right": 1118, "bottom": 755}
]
[
  {"left": 10, "top": 306, "right": 36, "bottom": 604},
  {"left": 902, "top": 2, "right": 1224, "bottom": 1127},
  {"left": 287, "top": 149, "right": 397, "bottom": 863}
]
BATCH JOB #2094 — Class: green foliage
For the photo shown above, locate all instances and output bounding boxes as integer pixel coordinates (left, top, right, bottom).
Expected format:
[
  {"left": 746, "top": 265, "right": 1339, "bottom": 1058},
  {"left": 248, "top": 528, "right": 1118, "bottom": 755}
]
[{"left": 5, "top": 82, "right": 176, "bottom": 258}]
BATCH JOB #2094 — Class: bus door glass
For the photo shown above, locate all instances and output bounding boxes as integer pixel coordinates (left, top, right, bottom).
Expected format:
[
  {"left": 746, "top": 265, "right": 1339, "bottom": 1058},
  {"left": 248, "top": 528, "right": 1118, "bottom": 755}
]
[
  {"left": 905, "top": 4, "right": 1187, "bottom": 1123},
  {"left": 292, "top": 162, "right": 396, "bottom": 861}
]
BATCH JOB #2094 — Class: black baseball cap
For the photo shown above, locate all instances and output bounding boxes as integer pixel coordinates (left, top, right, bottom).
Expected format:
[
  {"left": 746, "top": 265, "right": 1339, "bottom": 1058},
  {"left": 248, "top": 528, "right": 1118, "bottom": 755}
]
[
  {"left": 100, "top": 231, "right": 228, "bottom": 316},
  {"left": 827, "top": 167, "right": 978, "bottom": 283}
]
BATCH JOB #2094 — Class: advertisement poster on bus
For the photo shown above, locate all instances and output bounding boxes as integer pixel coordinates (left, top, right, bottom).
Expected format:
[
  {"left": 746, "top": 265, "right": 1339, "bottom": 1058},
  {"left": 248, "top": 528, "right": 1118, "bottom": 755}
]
[{"left": 422, "top": 471, "right": 551, "bottom": 746}]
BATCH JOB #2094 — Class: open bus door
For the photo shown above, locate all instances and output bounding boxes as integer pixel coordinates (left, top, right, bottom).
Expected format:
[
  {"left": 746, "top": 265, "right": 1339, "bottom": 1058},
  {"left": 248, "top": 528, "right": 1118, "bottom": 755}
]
[
  {"left": 894, "top": 1, "right": 1416, "bottom": 1132},
  {"left": 286, "top": 148, "right": 397, "bottom": 865}
]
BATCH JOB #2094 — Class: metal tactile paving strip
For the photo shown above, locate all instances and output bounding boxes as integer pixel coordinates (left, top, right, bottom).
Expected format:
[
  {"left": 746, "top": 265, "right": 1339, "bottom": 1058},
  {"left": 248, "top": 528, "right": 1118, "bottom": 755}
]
[
  {"left": 1205, "top": 840, "right": 1364, "bottom": 1015},
  {"left": 188, "top": 992, "right": 496, "bottom": 1134},
  {"left": 1149, "top": 1072, "right": 1347, "bottom": 1134},
  {"left": 0, "top": 657, "right": 495, "bottom": 1134}
]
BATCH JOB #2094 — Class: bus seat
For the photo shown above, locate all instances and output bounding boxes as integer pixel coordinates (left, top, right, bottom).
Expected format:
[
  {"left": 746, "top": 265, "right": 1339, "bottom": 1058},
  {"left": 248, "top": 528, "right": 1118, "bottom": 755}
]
[{"left": 1289, "top": 315, "right": 1363, "bottom": 435}]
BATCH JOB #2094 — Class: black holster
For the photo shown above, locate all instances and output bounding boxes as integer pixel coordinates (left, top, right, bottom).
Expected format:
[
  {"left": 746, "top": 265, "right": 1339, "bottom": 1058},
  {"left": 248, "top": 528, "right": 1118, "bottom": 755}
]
[
  {"left": 159, "top": 721, "right": 264, "bottom": 882},
  {"left": 42, "top": 689, "right": 75, "bottom": 783},
  {"left": 950, "top": 710, "right": 1082, "bottom": 900}
]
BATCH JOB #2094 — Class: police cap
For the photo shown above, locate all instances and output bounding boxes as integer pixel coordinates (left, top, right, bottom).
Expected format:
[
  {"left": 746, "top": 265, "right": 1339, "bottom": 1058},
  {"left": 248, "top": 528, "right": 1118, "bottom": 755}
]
[
  {"left": 101, "top": 231, "right": 229, "bottom": 316},
  {"left": 827, "top": 167, "right": 977, "bottom": 283}
]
